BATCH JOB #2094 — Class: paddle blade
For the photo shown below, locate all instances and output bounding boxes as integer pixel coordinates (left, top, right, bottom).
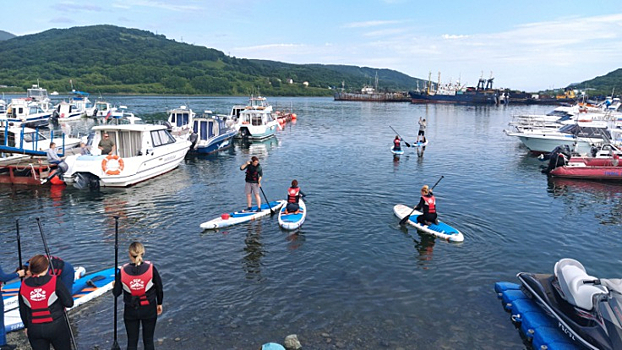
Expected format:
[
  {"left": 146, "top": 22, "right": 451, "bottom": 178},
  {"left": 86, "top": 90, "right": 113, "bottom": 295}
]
[
  {"left": 404, "top": 141, "right": 411, "bottom": 147},
  {"left": 399, "top": 215, "right": 410, "bottom": 225}
]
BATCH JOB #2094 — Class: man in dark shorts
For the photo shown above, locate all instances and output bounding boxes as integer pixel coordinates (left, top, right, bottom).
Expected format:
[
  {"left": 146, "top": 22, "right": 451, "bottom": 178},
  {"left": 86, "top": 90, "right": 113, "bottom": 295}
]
[{"left": 240, "top": 156, "right": 263, "bottom": 211}]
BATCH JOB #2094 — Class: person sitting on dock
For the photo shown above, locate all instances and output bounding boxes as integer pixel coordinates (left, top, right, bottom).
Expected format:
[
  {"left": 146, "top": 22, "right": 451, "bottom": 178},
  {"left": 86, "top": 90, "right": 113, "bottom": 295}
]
[
  {"left": 41, "top": 142, "right": 68, "bottom": 184},
  {"left": 285, "top": 179, "right": 306, "bottom": 214},
  {"left": 393, "top": 135, "right": 402, "bottom": 151},
  {"left": 415, "top": 185, "right": 438, "bottom": 226}
]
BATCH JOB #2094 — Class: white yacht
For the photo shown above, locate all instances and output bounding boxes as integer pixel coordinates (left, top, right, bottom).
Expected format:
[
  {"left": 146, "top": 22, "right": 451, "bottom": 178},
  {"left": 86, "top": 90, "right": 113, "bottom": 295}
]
[
  {"left": 167, "top": 105, "right": 195, "bottom": 138},
  {"left": 3, "top": 98, "right": 52, "bottom": 128},
  {"left": 63, "top": 124, "right": 191, "bottom": 189}
]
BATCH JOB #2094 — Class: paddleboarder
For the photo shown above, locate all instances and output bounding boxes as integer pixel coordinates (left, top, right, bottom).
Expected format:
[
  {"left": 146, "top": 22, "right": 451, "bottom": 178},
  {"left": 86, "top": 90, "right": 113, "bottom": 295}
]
[
  {"left": 393, "top": 135, "right": 402, "bottom": 152},
  {"left": 113, "top": 242, "right": 163, "bottom": 350},
  {"left": 285, "top": 179, "right": 306, "bottom": 214},
  {"left": 19, "top": 255, "right": 74, "bottom": 350},
  {"left": 1, "top": 265, "right": 25, "bottom": 350},
  {"left": 240, "top": 156, "right": 263, "bottom": 212},
  {"left": 418, "top": 117, "right": 427, "bottom": 137},
  {"left": 414, "top": 185, "right": 438, "bottom": 226}
]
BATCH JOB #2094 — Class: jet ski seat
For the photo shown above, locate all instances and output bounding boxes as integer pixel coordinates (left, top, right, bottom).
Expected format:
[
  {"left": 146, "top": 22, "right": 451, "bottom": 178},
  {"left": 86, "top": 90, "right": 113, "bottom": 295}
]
[{"left": 555, "top": 258, "right": 607, "bottom": 310}]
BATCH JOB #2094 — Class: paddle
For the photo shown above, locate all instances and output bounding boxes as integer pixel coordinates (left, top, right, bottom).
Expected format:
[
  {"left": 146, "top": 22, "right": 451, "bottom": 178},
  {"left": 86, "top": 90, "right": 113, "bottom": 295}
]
[
  {"left": 16, "top": 219, "right": 23, "bottom": 280},
  {"left": 111, "top": 216, "right": 121, "bottom": 350},
  {"left": 399, "top": 175, "right": 444, "bottom": 226},
  {"left": 259, "top": 186, "right": 275, "bottom": 216},
  {"left": 389, "top": 126, "right": 411, "bottom": 147},
  {"left": 36, "top": 218, "right": 78, "bottom": 350}
]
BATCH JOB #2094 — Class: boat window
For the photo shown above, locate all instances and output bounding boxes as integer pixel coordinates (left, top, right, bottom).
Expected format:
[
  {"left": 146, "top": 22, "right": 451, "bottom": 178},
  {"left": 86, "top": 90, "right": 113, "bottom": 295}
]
[
  {"left": 151, "top": 129, "right": 176, "bottom": 147},
  {"left": 118, "top": 131, "right": 141, "bottom": 158},
  {"left": 252, "top": 113, "right": 262, "bottom": 126},
  {"left": 151, "top": 130, "right": 163, "bottom": 147},
  {"left": 211, "top": 120, "right": 219, "bottom": 137},
  {"left": 200, "top": 121, "right": 208, "bottom": 140}
]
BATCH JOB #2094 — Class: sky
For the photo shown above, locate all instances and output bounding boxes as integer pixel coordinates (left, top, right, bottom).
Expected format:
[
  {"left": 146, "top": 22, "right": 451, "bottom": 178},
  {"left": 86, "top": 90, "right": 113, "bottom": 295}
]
[{"left": 3, "top": 0, "right": 622, "bottom": 92}]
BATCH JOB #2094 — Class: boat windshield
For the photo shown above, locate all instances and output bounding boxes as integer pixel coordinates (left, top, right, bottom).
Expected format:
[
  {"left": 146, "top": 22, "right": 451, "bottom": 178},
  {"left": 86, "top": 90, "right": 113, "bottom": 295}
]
[{"left": 558, "top": 124, "right": 610, "bottom": 138}]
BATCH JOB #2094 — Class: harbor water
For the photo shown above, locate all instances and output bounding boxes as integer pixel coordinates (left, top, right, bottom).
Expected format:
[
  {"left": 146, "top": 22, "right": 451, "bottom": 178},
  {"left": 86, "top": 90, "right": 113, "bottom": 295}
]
[{"left": 2, "top": 96, "right": 622, "bottom": 349}]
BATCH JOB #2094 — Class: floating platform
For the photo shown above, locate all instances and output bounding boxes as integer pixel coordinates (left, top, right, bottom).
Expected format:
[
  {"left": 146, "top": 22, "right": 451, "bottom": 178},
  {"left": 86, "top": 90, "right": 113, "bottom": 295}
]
[{"left": 494, "top": 281, "right": 581, "bottom": 350}]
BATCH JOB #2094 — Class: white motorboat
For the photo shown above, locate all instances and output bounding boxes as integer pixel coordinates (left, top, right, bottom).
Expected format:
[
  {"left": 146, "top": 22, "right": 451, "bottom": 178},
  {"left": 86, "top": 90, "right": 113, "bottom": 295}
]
[
  {"left": 63, "top": 124, "right": 192, "bottom": 189},
  {"left": 190, "top": 111, "right": 237, "bottom": 154},
  {"left": 167, "top": 105, "right": 195, "bottom": 138},
  {"left": 52, "top": 91, "right": 94, "bottom": 122},
  {"left": 506, "top": 121, "right": 614, "bottom": 155},
  {"left": 26, "top": 83, "right": 54, "bottom": 113},
  {"left": 2, "top": 98, "right": 52, "bottom": 128},
  {"left": 232, "top": 96, "right": 278, "bottom": 140}
]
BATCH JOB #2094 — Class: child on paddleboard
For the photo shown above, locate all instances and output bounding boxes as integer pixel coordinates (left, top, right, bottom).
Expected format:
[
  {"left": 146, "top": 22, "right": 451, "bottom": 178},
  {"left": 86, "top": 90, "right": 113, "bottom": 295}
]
[
  {"left": 285, "top": 179, "right": 306, "bottom": 214},
  {"left": 414, "top": 185, "right": 438, "bottom": 226}
]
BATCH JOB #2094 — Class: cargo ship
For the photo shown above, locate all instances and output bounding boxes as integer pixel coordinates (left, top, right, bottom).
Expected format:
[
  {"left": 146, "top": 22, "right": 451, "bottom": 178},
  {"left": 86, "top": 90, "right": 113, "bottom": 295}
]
[{"left": 408, "top": 72, "right": 501, "bottom": 105}]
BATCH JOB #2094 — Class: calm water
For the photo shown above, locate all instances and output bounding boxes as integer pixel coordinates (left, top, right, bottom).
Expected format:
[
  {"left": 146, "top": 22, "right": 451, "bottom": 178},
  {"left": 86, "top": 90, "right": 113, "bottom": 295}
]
[{"left": 2, "top": 96, "right": 622, "bottom": 349}]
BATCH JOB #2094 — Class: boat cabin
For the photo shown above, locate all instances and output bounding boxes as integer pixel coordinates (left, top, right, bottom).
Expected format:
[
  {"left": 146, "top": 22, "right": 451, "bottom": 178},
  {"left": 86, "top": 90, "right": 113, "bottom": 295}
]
[{"left": 92, "top": 126, "right": 177, "bottom": 158}]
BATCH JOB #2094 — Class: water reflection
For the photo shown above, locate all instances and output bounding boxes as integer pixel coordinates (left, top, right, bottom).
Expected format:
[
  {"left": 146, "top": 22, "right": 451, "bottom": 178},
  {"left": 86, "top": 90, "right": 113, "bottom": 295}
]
[
  {"left": 243, "top": 223, "right": 264, "bottom": 280},
  {"left": 284, "top": 230, "right": 305, "bottom": 251},
  {"left": 237, "top": 136, "right": 279, "bottom": 158},
  {"left": 401, "top": 226, "right": 436, "bottom": 269},
  {"left": 547, "top": 177, "right": 622, "bottom": 225}
]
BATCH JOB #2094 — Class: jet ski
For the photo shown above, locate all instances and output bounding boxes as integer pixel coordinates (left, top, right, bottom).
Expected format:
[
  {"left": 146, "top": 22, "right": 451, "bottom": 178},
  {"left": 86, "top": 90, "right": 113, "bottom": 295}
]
[{"left": 517, "top": 258, "right": 622, "bottom": 350}]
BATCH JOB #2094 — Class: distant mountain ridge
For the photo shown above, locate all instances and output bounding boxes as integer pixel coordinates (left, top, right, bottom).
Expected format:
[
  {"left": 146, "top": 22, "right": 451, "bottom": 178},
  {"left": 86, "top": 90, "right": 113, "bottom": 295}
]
[
  {"left": 570, "top": 68, "right": 622, "bottom": 96},
  {"left": 0, "top": 30, "right": 15, "bottom": 41},
  {"left": 0, "top": 25, "right": 424, "bottom": 95}
]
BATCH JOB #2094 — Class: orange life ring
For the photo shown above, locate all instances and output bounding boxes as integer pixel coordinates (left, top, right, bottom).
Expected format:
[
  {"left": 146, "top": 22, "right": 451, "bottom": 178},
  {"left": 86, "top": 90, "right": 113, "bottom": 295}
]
[{"left": 101, "top": 154, "right": 124, "bottom": 175}]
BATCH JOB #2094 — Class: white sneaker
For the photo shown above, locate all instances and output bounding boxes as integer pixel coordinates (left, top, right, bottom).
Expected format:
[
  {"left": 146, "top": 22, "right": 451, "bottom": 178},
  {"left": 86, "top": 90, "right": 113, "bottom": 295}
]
[{"left": 40, "top": 178, "right": 48, "bottom": 184}]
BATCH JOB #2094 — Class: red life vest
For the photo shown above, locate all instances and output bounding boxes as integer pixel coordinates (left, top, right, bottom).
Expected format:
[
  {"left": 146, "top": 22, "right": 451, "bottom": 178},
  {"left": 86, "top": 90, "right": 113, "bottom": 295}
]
[
  {"left": 423, "top": 195, "right": 436, "bottom": 214},
  {"left": 20, "top": 275, "right": 58, "bottom": 324},
  {"left": 394, "top": 139, "right": 401, "bottom": 148},
  {"left": 120, "top": 262, "right": 154, "bottom": 306},
  {"left": 287, "top": 187, "right": 300, "bottom": 203}
]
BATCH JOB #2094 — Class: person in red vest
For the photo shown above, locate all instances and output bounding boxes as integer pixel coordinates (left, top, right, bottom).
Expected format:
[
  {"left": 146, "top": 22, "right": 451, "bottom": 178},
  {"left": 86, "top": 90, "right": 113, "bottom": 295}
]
[
  {"left": 414, "top": 185, "right": 438, "bottom": 226},
  {"left": 113, "top": 242, "right": 163, "bottom": 350},
  {"left": 393, "top": 135, "right": 402, "bottom": 152},
  {"left": 285, "top": 179, "right": 306, "bottom": 214},
  {"left": 18, "top": 255, "right": 73, "bottom": 350}
]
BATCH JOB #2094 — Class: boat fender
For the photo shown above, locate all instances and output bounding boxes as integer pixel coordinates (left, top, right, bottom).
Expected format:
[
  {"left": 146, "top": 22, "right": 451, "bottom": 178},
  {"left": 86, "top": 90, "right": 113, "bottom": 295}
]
[
  {"left": 50, "top": 174, "right": 65, "bottom": 186},
  {"left": 101, "top": 154, "right": 124, "bottom": 175}
]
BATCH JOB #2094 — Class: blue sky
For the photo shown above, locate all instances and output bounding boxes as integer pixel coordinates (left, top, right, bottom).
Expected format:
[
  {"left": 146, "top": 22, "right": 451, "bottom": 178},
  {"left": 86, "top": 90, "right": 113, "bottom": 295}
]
[{"left": 4, "top": 0, "right": 622, "bottom": 91}]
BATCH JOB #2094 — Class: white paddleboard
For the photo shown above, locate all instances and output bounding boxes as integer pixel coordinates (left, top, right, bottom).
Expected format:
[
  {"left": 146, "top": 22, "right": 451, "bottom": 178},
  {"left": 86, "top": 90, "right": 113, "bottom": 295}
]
[
  {"left": 200, "top": 200, "right": 286, "bottom": 230},
  {"left": 278, "top": 199, "right": 306, "bottom": 230},
  {"left": 393, "top": 204, "right": 464, "bottom": 242}
]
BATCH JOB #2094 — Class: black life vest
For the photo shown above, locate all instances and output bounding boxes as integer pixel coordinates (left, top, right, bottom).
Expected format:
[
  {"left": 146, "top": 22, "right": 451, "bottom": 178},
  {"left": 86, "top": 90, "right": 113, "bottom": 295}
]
[
  {"left": 245, "top": 164, "right": 260, "bottom": 182},
  {"left": 20, "top": 275, "right": 58, "bottom": 324},
  {"left": 121, "top": 262, "right": 154, "bottom": 306},
  {"left": 423, "top": 195, "right": 436, "bottom": 214},
  {"left": 287, "top": 187, "right": 300, "bottom": 203}
]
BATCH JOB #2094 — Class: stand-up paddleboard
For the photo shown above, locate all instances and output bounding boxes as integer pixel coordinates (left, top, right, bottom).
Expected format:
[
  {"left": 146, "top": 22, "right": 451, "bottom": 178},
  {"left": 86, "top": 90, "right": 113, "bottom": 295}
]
[
  {"left": 2, "top": 267, "right": 116, "bottom": 333},
  {"left": 200, "top": 200, "right": 286, "bottom": 230},
  {"left": 391, "top": 146, "right": 404, "bottom": 155},
  {"left": 413, "top": 140, "right": 428, "bottom": 148},
  {"left": 278, "top": 199, "right": 306, "bottom": 230},
  {"left": 393, "top": 204, "right": 464, "bottom": 242}
]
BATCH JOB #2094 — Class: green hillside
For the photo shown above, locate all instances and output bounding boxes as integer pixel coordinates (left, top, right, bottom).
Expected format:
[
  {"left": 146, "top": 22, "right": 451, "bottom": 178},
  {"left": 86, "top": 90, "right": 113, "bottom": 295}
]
[
  {"left": 570, "top": 68, "right": 622, "bottom": 96},
  {"left": 0, "top": 30, "right": 15, "bottom": 41},
  {"left": 0, "top": 25, "right": 424, "bottom": 96}
]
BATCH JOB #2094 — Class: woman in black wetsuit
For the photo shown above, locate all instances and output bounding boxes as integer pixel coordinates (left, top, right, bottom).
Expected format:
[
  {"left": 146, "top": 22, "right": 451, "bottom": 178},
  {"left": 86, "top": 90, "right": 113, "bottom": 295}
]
[{"left": 113, "top": 242, "right": 163, "bottom": 350}]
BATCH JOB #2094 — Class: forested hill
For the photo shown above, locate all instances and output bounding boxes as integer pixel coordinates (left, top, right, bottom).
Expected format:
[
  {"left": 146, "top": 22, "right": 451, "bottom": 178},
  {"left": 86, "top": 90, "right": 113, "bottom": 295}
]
[
  {"left": 571, "top": 68, "right": 622, "bottom": 96},
  {"left": 0, "top": 30, "right": 15, "bottom": 41},
  {"left": 0, "top": 25, "right": 424, "bottom": 95}
]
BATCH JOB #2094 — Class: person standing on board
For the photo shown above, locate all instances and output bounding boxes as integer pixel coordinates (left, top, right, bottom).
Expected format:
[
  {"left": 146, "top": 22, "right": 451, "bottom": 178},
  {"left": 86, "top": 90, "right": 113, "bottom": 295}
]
[
  {"left": 98, "top": 132, "right": 116, "bottom": 155},
  {"left": 113, "top": 242, "right": 163, "bottom": 350},
  {"left": 393, "top": 135, "right": 402, "bottom": 152},
  {"left": 240, "top": 156, "right": 263, "bottom": 212},
  {"left": 418, "top": 117, "right": 427, "bottom": 137},
  {"left": 285, "top": 179, "right": 306, "bottom": 214},
  {"left": 1, "top": 264, "right": 25, "bottom": 350},
  {"left": 414, "top": 185, "right": 438, "bottom": 226},
  {"left": 18, "top": 255, "right": 73, "bottom": 350}
]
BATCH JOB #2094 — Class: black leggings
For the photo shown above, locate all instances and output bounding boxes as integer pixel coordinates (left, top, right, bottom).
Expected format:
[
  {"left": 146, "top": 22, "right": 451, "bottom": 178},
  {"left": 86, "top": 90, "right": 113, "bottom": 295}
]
[
  {"left": 416, "top": 213, "right": 437, "bottom": 225},
  {"left": 125, "top": 317, "right": 157, "bottom": 350},
  {"left": 28, "top": 318, "right": 72, "bottom": 350}
]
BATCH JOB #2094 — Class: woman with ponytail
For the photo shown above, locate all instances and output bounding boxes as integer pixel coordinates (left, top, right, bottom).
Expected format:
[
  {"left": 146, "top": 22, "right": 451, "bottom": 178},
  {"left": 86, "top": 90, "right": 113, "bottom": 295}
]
[{"left": 113, "top": 242, "right": 163, "bottom": 350}]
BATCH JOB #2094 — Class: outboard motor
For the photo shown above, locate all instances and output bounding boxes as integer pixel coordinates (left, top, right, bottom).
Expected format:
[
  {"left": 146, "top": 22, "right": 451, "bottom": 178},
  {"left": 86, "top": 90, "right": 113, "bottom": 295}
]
[
  {"left": 188, "top": 132, "right": 199, "bottom": 149},
  {"left": 73, "top": 173, "right": 100, "bottom": 191},
  {"left": 542, "top": 145, "right": 570, "bottom": 174}
]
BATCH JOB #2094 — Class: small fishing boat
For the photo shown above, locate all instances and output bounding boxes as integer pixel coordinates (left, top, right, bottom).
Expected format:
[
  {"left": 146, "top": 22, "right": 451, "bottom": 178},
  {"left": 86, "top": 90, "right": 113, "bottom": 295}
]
[
  {"left": 190, "top": 111, "right": 237, "bottom": 154},
  {"left": 232, "top": 96, "right": 279, "bottom": 140},
  {"left": 278, "top": 199, "right": 306, "bottom": 230},
  {"left": 2, "top": 98, "right": 52, "bottom": 128},
  {"left": 549, "top": 163, "right": 622, "bottom": 181},
  {"left": 393, "top": 204, "right": 464, "bottom": 242},
  {"left": 200, "top": 200, "right": 286, "bottom": 230},
  {"left": 63, "top": 123, "right": 191, "bottom": 189}
]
